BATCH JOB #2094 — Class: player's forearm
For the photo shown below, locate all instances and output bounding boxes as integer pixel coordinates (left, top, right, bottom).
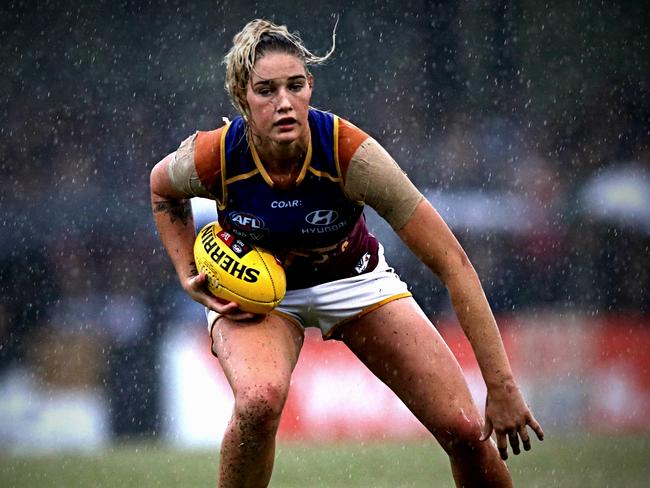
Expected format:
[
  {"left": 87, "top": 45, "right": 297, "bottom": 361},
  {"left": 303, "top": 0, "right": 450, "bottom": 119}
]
[
  {"left": 151, "top": 195, "right": 197, "bottom": 282},
  {"left": 445, "top": 271, "right": 515, "bottom": 391},
  {"left": 150, "top": 157, "right": 198, "bottom": 283},
  {"left": 397, "top": 201, "right": 516, "bottom": 391}
]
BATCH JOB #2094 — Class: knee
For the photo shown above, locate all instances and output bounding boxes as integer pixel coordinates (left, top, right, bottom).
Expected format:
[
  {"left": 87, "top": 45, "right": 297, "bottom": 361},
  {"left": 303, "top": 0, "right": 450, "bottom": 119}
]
[
  {"left": 233, "top": 382, "right": 288, "bottom": 433},
  {"left": 435, "top": 412, "right": 486, "bottom": 457}
]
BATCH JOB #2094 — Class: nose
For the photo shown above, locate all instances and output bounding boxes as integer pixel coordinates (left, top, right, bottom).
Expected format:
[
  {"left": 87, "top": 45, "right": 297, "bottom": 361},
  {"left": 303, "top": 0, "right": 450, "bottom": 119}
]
[{"left": 276, "top": 87, "right": 292, "bottom": 113}]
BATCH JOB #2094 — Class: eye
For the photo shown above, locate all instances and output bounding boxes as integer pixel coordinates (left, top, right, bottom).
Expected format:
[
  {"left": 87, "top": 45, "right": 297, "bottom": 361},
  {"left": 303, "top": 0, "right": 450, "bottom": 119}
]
[
  {"left": 254, "top": 83, "right": 274, "bottom": 96},
  {"left": 289, "top": 82, "right": 304, "bottom": 92}
]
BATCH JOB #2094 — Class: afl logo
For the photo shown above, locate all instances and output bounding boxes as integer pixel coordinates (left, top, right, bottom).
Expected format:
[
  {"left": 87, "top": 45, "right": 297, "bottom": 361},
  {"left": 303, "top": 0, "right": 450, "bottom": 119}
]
[
  {"left": 230, "top": 212, "right": 265, "bottom": 231},
  {"left": 305, "top": 209, "right": 339, "bottom": 226}
]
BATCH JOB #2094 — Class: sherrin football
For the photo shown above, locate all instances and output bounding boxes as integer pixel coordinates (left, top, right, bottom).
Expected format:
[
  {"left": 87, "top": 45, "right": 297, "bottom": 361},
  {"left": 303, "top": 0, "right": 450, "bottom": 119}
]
[{"left": 193, "top": 222, "right": 286, "bottom": 314}]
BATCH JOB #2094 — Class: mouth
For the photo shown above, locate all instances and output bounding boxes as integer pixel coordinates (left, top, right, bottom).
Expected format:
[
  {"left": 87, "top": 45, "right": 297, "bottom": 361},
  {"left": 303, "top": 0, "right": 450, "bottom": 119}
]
[{"left": 274, "top": 117, "right": 297, "bottom": 128}]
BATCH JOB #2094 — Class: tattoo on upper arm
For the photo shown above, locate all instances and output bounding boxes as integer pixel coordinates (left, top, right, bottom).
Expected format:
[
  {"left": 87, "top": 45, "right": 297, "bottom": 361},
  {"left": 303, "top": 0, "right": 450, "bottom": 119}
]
[{"left": 153, "top": 200, "right": 192, "bottom": 226}]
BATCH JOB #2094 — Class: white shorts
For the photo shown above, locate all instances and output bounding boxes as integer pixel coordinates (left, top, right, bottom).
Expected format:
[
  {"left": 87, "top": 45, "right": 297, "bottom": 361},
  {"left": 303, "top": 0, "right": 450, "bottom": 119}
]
[{"left": 206, "top": 245, "right": 411, "bottom": 340}]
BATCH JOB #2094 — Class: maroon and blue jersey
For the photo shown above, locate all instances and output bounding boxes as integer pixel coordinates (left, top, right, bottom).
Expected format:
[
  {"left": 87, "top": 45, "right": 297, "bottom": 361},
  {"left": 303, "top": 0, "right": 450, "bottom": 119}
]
[{"left": 192, "top": 108, "right": 379, "bottom": 289}]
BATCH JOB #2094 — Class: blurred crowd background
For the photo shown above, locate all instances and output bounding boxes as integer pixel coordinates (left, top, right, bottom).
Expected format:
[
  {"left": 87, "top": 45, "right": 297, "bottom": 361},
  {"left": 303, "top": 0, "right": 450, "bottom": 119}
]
[{"left": 1, "top": 0, "right": 649, "bottom": 447}]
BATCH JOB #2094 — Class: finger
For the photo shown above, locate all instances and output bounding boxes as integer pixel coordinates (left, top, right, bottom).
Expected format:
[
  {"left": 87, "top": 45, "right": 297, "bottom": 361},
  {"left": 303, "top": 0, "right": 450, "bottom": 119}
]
[
  {"left": 194, "top": 271, "right": 208, "bottom": 282},
  {"left": 519, "top": 425, "right": 531, "bottom": 451},
  {"left": 227, "top": 311, "right": 258, "bottom": 321},
  {"left": 508, "top": 430, "right": 520, "bottom": 455},
  {"left": 188, "top": 272, "right": 208, "bottom": 290},
  {"left": 480, "top": 416, "right": 493, "bottom": 442},
  {"left": 528, "top": 415, "right": 545, "bottom": 441},
  {"left": 204, "top": 296, "right": 229, "bottom": 312},
  {"left": 216, "top": 301, "right": 240, "bottom": 314},
  {"left": 496, "top": 432, "right": 508, "bottom": 460}
]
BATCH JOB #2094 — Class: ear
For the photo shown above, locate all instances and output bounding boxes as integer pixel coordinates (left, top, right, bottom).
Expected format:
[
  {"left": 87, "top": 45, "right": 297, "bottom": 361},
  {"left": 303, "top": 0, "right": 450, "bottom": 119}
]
[
  {"left": 307, "top": 73, "right": 314, "bottom": 89},
  {"left": 235, "top": 87, "right": 249, "bottom": 112}
]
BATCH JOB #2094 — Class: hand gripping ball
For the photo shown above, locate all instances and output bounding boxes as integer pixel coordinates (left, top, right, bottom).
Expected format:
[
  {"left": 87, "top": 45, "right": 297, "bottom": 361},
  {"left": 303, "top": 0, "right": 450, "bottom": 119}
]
[{"left": 193, "top": 222, "right": 286, "bottom": 314}]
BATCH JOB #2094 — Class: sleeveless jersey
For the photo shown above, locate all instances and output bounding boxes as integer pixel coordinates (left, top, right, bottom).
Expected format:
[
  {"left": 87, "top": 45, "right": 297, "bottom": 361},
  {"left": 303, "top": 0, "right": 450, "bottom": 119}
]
[{"left": 194, "top": 109, "right": 379, "bottom": 289}]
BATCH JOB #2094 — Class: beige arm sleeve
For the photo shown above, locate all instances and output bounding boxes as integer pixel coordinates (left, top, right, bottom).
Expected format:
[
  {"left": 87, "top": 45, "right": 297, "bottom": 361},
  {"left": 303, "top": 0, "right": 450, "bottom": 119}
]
[
  {"left": 166, "top": 133, "right": 215, "bottom": 198},
  {"left": 344, "top": 138, "right": 424, "bottom": 230}
]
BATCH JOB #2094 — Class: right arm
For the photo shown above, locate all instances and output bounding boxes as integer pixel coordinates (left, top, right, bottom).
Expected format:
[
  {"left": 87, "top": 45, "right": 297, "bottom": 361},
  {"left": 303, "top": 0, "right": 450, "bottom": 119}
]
[{"left": 150, "top": 154, "right": 253, "bottom": 319}]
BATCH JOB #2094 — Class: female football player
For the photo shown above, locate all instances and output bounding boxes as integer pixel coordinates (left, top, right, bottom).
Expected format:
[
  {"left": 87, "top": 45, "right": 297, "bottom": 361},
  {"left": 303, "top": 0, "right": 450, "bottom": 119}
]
[{"left": 150, "top": 19, "right": 543, "bottom": 488}]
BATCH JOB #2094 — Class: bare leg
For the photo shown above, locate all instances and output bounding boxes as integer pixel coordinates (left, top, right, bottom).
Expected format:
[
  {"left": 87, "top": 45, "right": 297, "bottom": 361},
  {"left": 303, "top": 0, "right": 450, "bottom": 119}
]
[
  {"left": 211, "top": 314, "right": 304, "bottom": 488},
  {"left": 336, "top": 297, "right": 512, "bottom": 487}
]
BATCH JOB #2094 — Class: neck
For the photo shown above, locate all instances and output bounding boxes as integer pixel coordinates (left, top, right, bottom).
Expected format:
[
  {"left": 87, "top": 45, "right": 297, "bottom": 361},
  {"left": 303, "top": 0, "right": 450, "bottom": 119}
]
[{"left": 250, "top": 131, "right": 309, "bottom": 172}]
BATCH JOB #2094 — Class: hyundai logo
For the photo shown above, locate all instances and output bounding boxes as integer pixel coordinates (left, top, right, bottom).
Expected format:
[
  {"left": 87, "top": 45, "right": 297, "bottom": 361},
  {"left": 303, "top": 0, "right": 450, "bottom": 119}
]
[{"left": 305, "top": 209, "right": 339, "bottom": 226}]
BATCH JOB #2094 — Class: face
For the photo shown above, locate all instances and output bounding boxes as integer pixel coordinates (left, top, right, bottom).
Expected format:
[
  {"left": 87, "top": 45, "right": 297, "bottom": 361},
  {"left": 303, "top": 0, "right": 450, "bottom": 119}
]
[{"left": 243, "top": 52, "right": 313, "bottom": 147}]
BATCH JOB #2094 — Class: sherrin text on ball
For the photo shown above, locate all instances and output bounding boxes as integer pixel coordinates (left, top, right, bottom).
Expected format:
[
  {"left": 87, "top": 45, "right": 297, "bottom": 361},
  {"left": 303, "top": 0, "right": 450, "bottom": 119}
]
[{"left": 193, "top": 222, "right": 286, "bottom": 314}]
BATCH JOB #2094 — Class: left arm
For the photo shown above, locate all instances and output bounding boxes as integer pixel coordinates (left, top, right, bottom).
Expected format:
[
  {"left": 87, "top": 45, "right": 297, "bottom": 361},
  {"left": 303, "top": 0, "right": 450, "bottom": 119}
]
[
  {"left": 398, "top": 199, "right": 544, "bottom": 459},
  {"left": 341, "top": 134, "right": 543, "bottom": 459},
  {"left": 398, "top": 200, "right": 515, "bottom": 394}
]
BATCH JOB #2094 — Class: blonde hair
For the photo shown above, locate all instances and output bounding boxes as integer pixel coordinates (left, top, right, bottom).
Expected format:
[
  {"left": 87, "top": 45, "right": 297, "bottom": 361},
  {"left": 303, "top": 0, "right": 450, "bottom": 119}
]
[{"left": 224, "top": 19, "right": 337, "bottom": 118}]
